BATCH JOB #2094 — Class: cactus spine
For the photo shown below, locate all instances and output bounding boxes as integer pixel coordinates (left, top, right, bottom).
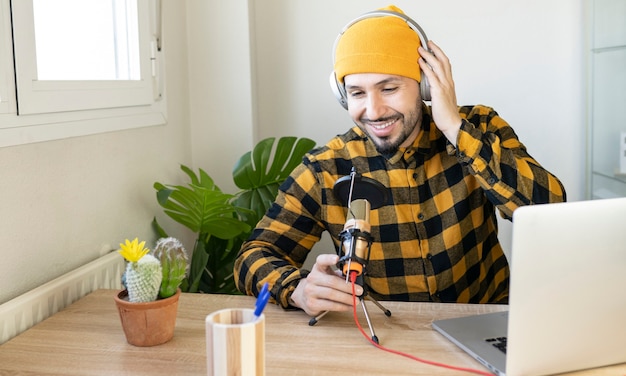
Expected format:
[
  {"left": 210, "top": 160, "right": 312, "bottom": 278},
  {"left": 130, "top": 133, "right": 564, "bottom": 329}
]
[
  {"left": 125, "top": 254, "right": 162, "bottom": 302},
  {"left": 152, "top": 237, "right": 189, "bottom": 299},
  {"left": 118, "top": 238, "right": 162, "bottom": 303}
]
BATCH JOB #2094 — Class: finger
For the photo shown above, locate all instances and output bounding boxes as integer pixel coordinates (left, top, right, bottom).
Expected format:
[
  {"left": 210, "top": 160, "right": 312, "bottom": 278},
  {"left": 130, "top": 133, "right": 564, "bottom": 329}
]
[
  {"left": 418, "top": 46, "right": 436, "bottom": 71},
  {"left": 424, "top": 41, "right": 452, "bottom": 78},
  {"left": 308, "top": 285, "right": 355, "bottom": 312},
  {"left": 309, "top": 263, "right": 357, "bottom": 295},
  {"left": 309, "top": 255, "right": 363, "bottom": 296},
  {"left": 313, "top": 253, "right": 340, "bottom": 270},
  {"left": 419, "top": 55, "right": 436, "bottom": 82},
  {"left": 418, "top": 49, "right": 441, "bottom": 89},
  {"left": 296, "top": 276, "right": 355, "bottom": 315},
  {"left": 426, "top": 41, "right": 447, "bottom": 60},
  {"left": 418, "top": 56, "right": 440, "bottom": 98}
]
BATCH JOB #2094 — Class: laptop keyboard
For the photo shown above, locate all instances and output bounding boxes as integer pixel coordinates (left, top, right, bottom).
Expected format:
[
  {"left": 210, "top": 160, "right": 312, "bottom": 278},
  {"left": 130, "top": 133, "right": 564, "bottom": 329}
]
[{"left": 485, "top": 337, "right": 507, "bottom": 354}]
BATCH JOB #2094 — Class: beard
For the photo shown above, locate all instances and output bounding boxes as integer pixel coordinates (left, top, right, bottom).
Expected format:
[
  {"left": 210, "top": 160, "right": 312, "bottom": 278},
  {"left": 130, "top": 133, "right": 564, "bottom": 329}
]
[{"left": 359, "top": 104, "right": 422, "bottom": 155}]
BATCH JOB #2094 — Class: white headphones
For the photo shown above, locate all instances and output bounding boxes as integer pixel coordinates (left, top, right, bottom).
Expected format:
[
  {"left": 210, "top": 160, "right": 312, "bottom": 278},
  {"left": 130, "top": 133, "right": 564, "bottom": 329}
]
[{"left": 330, "top": 10, "right": 432, "bottom": 110}]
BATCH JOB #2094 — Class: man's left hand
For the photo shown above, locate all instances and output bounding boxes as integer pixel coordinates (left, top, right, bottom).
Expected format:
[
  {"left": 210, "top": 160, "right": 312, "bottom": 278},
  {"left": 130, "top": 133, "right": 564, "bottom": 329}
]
[{"left": 419, "top": 41, "right": 463, "bottom": 145}]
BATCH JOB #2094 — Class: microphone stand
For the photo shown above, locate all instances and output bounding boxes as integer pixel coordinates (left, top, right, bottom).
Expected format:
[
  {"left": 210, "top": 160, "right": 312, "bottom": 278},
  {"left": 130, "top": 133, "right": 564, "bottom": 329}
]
[
  {"left": 308, "top": 168, "right": 391, "bottom": 344},
  {"left": 351, "top": 274, "right": 392, "bottom": 344},
  {"left": 309, "top": 224, "right": 391, "bottom": 344}
]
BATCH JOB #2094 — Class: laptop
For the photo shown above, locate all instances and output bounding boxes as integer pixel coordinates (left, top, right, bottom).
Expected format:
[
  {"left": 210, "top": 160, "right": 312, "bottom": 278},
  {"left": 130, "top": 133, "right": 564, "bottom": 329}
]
[{"left": 432, "top": 198, "right": 626, "bottom": 376}]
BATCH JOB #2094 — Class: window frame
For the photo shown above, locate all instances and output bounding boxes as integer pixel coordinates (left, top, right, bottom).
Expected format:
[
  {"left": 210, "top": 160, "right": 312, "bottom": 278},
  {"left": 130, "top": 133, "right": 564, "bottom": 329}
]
[{"left": 0, "top": 0, "right": 166, "bottom": 148}]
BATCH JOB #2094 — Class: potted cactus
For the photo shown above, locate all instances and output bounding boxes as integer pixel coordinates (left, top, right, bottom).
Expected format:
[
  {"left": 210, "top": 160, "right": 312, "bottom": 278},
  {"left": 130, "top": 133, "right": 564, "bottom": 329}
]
[{"left": 113, "top": 237, "right": 189, "bottom": 347}]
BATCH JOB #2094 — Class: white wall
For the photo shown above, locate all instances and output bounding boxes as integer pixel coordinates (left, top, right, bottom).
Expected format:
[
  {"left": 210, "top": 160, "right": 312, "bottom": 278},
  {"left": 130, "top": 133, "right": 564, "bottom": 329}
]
[
  {"left": 0, "top": 2, "right": 192, "bottom": 304},
  {"left": 186, "top": 1, "right": 256, "bottom": 193}
]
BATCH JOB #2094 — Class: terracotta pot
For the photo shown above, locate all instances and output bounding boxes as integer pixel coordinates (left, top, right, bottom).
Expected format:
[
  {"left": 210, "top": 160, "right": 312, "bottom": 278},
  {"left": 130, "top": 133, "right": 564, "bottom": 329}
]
[{"left": 114, "top": 288, "right": 181, "bottom": 347}]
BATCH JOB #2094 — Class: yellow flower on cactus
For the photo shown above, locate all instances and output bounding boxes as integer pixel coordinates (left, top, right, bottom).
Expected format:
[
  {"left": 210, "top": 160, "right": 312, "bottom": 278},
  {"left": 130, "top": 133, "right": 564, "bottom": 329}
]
[{"left": 118, "top": 238, "right": 150, "bottom": 262}]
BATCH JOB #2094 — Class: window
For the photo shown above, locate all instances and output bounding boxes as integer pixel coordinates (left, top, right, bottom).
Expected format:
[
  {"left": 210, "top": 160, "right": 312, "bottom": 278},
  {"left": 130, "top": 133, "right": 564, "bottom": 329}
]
[
  {"left": 0, "top": 0, "right": 165, "bottom": 147},
  {"left": 32, "top": 0, "right": 140, "bottom": 81}
]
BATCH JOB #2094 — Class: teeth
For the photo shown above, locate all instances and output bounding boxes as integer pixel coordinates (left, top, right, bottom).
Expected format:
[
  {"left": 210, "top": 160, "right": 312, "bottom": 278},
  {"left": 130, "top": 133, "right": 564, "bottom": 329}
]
[{"left": 371, "top": 120, "right": 395, "bottom": 130}]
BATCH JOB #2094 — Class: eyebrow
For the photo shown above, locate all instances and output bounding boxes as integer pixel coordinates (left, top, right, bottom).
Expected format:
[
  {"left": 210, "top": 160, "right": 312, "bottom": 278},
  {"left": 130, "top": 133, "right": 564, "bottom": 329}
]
[{"left": 345, "top": 77, "right": 404, "bottom": 91}]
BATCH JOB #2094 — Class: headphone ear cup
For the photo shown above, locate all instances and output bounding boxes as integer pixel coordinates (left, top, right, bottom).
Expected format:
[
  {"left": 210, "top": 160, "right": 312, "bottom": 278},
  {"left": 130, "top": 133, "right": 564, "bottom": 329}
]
[
  {"left": 420, "top": 74, "right": 431, "bottom": 102},
  {"left": 329, "top": 71, "right": 349, "bottom": 110}
]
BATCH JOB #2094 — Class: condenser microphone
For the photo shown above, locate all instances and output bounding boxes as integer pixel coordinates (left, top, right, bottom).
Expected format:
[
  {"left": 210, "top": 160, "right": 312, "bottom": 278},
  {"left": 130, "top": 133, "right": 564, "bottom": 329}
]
[
  {"left": 339, "top": 198, "right": 372, "bottom": 281},
  {"left": 308, "top": 169, "right": 391, "bottom": 334}
]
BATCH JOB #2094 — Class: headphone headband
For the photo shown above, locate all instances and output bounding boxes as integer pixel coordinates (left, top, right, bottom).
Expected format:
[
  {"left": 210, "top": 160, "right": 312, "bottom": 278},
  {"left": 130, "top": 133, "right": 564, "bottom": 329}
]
[{"left": 330, "top": 10, "right": 432, "bottom": 109}]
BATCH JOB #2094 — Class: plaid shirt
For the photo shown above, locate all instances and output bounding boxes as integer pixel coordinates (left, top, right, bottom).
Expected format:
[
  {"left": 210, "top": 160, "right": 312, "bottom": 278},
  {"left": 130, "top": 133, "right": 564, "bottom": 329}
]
[{"left": 234, "top": 104, "right": 566, "bottom": 307}]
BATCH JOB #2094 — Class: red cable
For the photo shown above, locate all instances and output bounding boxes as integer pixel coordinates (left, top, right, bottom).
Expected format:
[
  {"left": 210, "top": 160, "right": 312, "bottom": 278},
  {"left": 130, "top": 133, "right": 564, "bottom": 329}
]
[{"left": 348, "top": 271, "right": 493, "bottom": 376}]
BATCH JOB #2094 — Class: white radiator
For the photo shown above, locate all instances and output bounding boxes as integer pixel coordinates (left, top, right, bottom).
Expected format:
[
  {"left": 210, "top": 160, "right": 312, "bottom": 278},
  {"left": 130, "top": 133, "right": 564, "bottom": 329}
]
[{"left": 0, "top": 251, "right": 125, "bottom": 344}]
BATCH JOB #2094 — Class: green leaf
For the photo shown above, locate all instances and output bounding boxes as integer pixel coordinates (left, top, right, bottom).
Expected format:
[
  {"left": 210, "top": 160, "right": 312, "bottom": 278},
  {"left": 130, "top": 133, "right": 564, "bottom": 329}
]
[
  {"left": 154, "top": 171, "right": 250, "bottom": 239},
  {"left": 151, "top": 217, "right": 169, "bottom": 238},
  {"left": 203, "top": 236, "right": 238, "bottom": 293},
  {"left": 188, "top": 239, "right": 208, "bottom": 293},
  {"left": 231, "top": 136, "right": 315, "bottom": 223},
  {"left": 152, "top": 138, "right": 315, "bottom": 295},
  {"left": 232, "top": 136, "right": 315, "bottom": 190},
  {"left": 180, "top": 164, "right": 200, "bottom": 186}
]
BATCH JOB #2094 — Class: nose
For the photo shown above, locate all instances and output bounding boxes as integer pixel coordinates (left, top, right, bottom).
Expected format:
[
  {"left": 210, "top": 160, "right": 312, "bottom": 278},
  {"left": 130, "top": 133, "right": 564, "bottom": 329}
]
[{"left": 364, "top": 92, "right": 386, "bottom": 120}]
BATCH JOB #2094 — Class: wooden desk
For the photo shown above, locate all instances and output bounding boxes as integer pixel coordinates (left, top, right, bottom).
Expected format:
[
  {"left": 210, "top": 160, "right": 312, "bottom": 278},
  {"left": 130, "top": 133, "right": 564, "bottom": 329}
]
[{"left": 0, "top": 290, "right": 623, "bottom": 375}]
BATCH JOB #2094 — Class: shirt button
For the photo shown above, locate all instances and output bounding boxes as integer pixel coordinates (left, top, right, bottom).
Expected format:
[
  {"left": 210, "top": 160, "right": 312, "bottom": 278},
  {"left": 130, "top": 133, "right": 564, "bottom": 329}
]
[
  {"left": 417, "top": 213, "right": 425, "bottom": 220},
  {"left": 488, "top": 177, "right": 497, "bottom": 184},
  {"left": 412, "top": 172, "right": 418, "bottom": 179}
]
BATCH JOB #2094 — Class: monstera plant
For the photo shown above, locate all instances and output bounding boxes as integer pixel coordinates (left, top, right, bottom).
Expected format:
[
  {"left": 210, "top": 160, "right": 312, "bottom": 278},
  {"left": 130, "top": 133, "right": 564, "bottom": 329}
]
[{"left": 153, "top": 136, "right": 316, "bottom": 294}]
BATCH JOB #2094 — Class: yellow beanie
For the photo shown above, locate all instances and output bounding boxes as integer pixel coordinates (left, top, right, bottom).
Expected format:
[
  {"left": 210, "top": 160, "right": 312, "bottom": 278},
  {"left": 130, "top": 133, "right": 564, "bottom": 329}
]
[{"left": 334, "top": 5, "right": 422, "bottom": 84}]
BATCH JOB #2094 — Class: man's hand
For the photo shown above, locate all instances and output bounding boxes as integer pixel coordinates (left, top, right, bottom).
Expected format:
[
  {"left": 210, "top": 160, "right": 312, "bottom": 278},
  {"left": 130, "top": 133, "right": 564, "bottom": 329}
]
[
  {"left": 290, "top": 254, "right": 363, "bottom": 316},
  {"left": 419, "top": 40, "right": 463, "bottom": 145}
]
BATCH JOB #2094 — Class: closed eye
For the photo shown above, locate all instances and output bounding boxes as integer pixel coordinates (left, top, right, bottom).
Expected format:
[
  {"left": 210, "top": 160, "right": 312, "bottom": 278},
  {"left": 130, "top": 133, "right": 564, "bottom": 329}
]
[
  {"left": 348, "top": 90, "right": 365, "bottom": 98},
  {"left": 347, "top": 87, "right": 397, "bottom": 98}
]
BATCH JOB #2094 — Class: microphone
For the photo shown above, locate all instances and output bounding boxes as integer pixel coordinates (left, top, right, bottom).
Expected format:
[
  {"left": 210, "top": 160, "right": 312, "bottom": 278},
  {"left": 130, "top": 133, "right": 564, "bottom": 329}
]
[
  {"left": 339, "top": 198, "right": 373, "bottom": 283},
  {"left": 308, "top": 169, "right": 391, "bottom": 333}
]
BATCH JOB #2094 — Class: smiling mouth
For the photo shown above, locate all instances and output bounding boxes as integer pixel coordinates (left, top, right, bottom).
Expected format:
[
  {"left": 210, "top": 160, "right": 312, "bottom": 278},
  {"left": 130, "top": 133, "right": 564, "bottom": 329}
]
[
  {"left": 363, "top": 116, "right": 401, "bottom": 137},
  {"left": 370, "top": 119, "right": 396, "bottom": 130}
]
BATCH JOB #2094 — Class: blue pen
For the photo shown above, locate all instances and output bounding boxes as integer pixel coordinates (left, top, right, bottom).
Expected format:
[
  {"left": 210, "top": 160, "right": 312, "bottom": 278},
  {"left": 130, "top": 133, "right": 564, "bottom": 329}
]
[{"left": 254, "top": 282, "right": 270, "bottom": 320}]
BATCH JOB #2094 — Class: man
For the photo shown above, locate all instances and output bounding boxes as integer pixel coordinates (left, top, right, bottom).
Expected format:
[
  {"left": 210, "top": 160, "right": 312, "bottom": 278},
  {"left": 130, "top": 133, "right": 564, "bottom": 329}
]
[{"left": 234, "top": 5, "right": 566, "bottom": 317}]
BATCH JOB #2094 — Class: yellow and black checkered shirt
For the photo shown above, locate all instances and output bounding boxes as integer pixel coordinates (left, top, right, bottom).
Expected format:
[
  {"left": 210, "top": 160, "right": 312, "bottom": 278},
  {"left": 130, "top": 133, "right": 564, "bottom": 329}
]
[{"left": 234, "top": 104, "right": 566, "bottom": 307}]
